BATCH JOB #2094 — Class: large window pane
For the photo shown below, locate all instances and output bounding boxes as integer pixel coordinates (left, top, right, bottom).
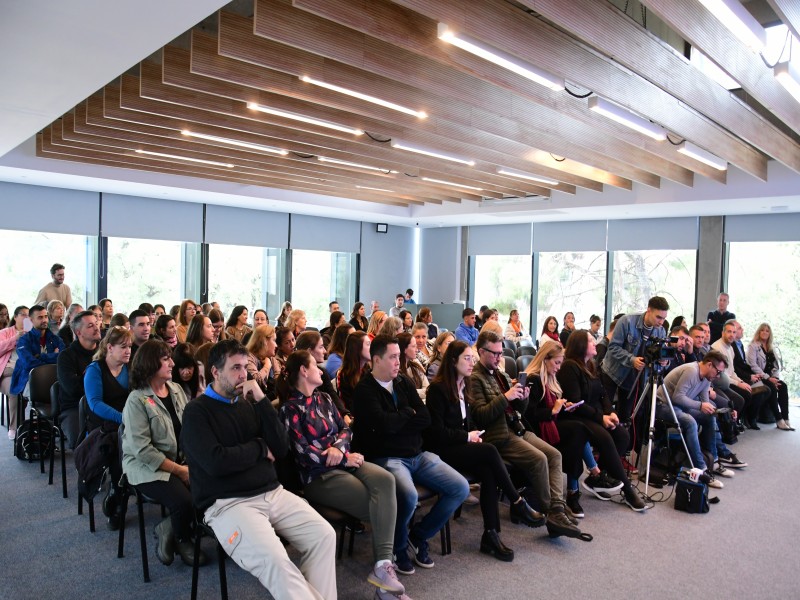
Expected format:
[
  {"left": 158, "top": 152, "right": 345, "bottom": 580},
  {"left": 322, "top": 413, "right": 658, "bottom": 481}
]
[
  {"left": 106, "top": 237, "right": 183, "bottom": 314},
  {"left": 727, "top": 242, "right": 800, "bottom": 402},
  {"left": 291, "top": 249, "right": 357, "bottom": 329},
  {"left": 208, "top": 244, "right": 265, "bottom": 321},
  {"left": 0, "top": 229, "right": 89, "bottom": 308},
  {"left": 472, "top": 255, "right": 532, "bottom": 328},
  {"left": 612, "top": 250, "right": 696, "bottom": 324},
  {"left": 537, "top": 251, "right": 606, "bottom": 334}
]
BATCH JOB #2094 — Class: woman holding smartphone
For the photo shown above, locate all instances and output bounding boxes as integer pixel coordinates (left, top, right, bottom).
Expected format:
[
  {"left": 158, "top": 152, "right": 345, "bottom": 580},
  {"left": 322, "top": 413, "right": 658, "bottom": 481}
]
[{"left": 424, "top": 340, "right": 544, "bottom": 563}]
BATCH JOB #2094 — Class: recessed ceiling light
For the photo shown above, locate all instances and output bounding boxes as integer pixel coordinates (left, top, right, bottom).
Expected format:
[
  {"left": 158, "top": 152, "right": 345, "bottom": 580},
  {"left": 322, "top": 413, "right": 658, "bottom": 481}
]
[
  {"left": 355, "top": 185, "right": 395, "bottom": 192},
  {"left": 135, "top": 149, "right": 234, "bottom": 168},
  {"left": 301, "top": 76, "right": 427, "bottom": 119},
  {"left": 318, "top": 156, "right": 397, "bottom": 173},
  {"left": 181, "top": 130, "right": 287, "bottom": 155},
  {"left": 391, "top": 140, "right": 475, "bottom": 166},
  {"left": 247, "top": 102, "right": 364, "bottom": 136},
  {"left": 421, "top": 177, "right": 482, "bottom": 191},
  {"left": 496, "top": 167, "right": 559, "bottom": 186}
]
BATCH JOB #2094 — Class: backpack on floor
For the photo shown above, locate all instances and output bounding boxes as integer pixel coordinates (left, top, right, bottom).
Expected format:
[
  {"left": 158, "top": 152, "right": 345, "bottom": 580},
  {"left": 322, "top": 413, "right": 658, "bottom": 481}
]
[{"left": 15, "top": 419, "right": 54, "bottom": 461}]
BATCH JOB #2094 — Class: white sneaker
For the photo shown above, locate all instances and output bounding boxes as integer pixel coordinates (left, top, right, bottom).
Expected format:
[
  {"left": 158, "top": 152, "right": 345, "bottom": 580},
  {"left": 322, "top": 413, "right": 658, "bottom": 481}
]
[
  {"left": 714, "top": 463, "right": 734, "bottom": 478},
  {"left": 7, "top": 429, "right": 15, "bottom": 440},
  {"left": 704, "top": 472, "right": 724, "bottom": 489}
]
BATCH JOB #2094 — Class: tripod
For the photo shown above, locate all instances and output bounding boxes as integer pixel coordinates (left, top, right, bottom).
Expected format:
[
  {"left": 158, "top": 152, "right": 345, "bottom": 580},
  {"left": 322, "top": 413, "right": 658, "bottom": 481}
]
[{"left": 630, "top": 361, "right": 694, "bottom": 497}]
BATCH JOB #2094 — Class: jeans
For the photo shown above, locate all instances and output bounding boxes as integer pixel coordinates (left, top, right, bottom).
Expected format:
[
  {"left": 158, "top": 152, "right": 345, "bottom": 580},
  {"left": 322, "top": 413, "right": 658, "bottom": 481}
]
[
  {"left": 374, "top": 452, "right": 469, "bottom": 554},
  {"left": 656, "top": 403, "right": 715, "bottom": 471}
]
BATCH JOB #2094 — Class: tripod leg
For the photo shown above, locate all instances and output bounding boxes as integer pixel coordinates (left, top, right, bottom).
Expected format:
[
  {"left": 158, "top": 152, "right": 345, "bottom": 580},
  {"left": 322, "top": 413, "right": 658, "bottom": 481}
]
[{"left": 659, "top": 385, "right": 695, "bottom": 470}]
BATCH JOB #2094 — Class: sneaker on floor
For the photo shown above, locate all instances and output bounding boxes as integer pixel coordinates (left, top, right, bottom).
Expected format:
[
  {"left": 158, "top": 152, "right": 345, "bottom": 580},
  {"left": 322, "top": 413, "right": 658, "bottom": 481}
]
[
  {"left": 623, "top": 488, "right": 648, "bottom": 512},
  {"left": 376, "top": 589, "right": 414, "bottom": 600},
  {"left": 582, "top": 475, "right": 620, "bottom": 500},
  {"left": 7, "top": 429, "right": 15, "bottom": 440},
  {"left": 408, "top": 536, "right": 434, "bottom": 569},
  {"left": 714, "top": 463, "right": 735, "bottom": 478},
  {"left": 566, "top": 491, "right": 585, "bottom": 518},
  {"left": 462, "top": 493, "right": 480, "bottom": 506},
  {"left": 621, "top": 457, "right": 639, "bottom": 474},
  {"left": 718, "top": 453, "right": 747, "bottom": 468},
  {"left": 702, "top": 471, "right": 724, "bottom": 489},
  {"left": 393, "top": 553, "right": 415, "bottom": 576},
  {"left": 368, "top": 563, "right": 405, "bottom": 595},
  {"left": 596, "top": 471, "right": 623, "bottom": 490}
]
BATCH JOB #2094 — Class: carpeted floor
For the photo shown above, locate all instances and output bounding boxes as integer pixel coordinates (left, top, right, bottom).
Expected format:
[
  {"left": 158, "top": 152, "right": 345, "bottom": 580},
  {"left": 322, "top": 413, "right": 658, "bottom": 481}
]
[{"left": 2, "top": 408, "right": 799, "bottom": 600}]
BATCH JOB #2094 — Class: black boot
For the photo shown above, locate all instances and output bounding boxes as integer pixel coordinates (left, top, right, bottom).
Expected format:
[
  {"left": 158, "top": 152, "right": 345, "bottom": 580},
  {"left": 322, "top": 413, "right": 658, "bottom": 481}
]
[
  {"left": 154, "top": 517, "right": 175, "bottom": 566},
  {"left": 545, "top": 506, "right": 583, "bottom": 539},
  {"left": 175, "top": 538, "right": 208, "bottom": 567},
  {"left": 509, "top": 498, "right": 545, "bottom": 528},
  {"left": 480, "top": 529, "right": 514, "bottom": 562}
]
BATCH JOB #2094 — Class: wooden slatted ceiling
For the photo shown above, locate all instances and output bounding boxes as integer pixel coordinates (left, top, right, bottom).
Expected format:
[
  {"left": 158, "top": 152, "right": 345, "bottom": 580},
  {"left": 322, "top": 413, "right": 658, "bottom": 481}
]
[
  {"left": 35, "top": 0, "right": 796, "bottom": 209},
  {"left": 767, "top": 0, "right": 800, "bottom": 42}
]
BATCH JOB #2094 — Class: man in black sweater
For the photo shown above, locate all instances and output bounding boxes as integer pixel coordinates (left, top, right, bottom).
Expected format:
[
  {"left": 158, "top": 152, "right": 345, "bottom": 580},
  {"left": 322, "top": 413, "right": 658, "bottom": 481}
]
[
  {"left": 56, "top": 311, "right": 100, "bottom": 448},
  {"left": 707, "top": 292, "right": 735, "bottom": 344},
  {"left": 182, "top": 340, "right": 336, "bottom": 600},
  {"left": 352, "top": 335, "right": 469, "bottom": 576}
]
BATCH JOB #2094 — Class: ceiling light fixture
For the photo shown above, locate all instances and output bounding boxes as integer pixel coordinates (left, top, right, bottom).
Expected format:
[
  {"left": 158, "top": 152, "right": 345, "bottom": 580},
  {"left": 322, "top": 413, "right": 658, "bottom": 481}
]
[
  {"left": 246, "top": 102, "right": 364, "bottom": 135},
  {"left": 588, "top": 96, "right": 667, "bottom": 141},
  {"left": 774, "top": 61, "right": 800, "bottom": 103},
  {"left": 421, "top": 177, "right": 482, "bottom": 191},
  {"left": 391, "top": 140, "right": 475, "bottom": 166},
  {"left": 318, "top": 156, "right": 397, "bottom": 173},
  {"left": 676, "top": 141, "right": 728, "bottom": 170},
  {"left": 300, "top": 76, "right": 428, "bottom": 119},
  {"left": 496, "top": 167, "right": 558, "bottom": 186},
  {"left": 355, "top": 185, "right": 395, "bottom": 192},
  {"left": 181, "top": 130, "right": 287, "bottom": 155},
  {"left": 696, "top": 0, "right": 766, "bottom": 52},
  {"left": 135, "top": 149, "right": 234, "bottom": 168},
  {"left": 437, "top": 23, "right": 565, "bottom": 91}
]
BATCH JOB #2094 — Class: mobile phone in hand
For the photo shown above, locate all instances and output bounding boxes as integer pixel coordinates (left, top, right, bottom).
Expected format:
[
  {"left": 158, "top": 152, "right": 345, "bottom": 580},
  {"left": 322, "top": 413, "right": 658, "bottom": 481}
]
[{"left": 517, "top": 372, "right": 527, "bottom": 387}]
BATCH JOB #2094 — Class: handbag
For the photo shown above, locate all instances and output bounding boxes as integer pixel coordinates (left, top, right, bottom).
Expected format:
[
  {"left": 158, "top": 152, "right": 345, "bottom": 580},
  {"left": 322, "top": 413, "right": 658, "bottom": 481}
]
[{"left": 674, "top": 469, "right": 710, "bottom": 514}]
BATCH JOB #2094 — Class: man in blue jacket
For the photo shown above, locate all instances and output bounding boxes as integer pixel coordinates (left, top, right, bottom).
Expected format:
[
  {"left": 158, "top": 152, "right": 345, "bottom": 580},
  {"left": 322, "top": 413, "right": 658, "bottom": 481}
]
[
  {"left": 454, "top": 308, "right": 479, "bottom": 345},
  {"left": 11, "top": 304, "right": 65, "bottom": 400}
]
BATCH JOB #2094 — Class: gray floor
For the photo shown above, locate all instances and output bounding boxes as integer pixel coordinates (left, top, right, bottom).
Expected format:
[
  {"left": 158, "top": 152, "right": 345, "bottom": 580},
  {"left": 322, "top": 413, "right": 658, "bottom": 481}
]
[{"left": 2, "top": 409, "right": 799, "bottom": 600}]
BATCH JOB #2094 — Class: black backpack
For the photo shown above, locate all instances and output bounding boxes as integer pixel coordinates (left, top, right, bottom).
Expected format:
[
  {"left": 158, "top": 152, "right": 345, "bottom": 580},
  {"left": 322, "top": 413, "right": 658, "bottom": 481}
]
[
  {"left": 74, "top": 423, "right": 119, "bottom": 499},
  {"left": 15, "top": 419, "right": 54, "bottom": 461}
]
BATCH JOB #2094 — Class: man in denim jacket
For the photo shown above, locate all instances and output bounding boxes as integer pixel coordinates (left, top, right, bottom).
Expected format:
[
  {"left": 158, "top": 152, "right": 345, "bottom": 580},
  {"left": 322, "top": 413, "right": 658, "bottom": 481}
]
[
  {"left": 10, "top": 304, "right": 65, "bottom": 398},
  {"left": 600, "top": 296, "right": 669, "bottom": 426}
]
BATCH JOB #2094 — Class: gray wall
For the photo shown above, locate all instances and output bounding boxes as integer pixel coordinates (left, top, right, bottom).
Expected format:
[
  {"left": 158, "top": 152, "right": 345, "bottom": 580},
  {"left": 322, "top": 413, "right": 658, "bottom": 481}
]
[
  {"left": 695, "top": 216, "right": 725, "bottom": 321},
  {"left": 359, "top": 222, "right": 415, "bottom": 312},
  {"left": 420, "top": 227, "right": 461, "bottom": 304}
]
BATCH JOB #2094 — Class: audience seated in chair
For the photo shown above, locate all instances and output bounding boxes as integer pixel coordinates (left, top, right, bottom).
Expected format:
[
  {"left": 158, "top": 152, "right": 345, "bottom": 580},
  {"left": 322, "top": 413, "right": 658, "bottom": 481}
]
[
  {"left": 1, "top": 305, "right": 28, "bottom": 440},
  {"left": 325, "top": 323, "right": 354, "bottom": 380},
  {"left": 225, "top": 305, "right": 251, "bottom": 343}
]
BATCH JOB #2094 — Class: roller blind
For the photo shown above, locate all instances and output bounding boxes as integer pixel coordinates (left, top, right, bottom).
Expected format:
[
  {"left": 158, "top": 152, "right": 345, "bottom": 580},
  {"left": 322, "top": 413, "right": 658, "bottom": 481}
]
[
  {"left": 533, "top": 221, "right": 607, "bottom": 251},
  {"left": 607, "top": 217, "right": 698, "bottom": 250},
  {"left": 0, "top": 182, "right": 99, "bottom": 235},
  {"left": 468, "top": 224, "right": 532, "bottom": 255},
  {"left": 205, "top": 205, "right": 289, "bottom": 248},
  {"left": 724, "top": 214, "right": 800, "bottom": 242},
  {"left": 290, "top": 214, "right": 361, "bottom": 253},
  {"left": 101, "top": 194, "right": 204, "bottom": 242}
]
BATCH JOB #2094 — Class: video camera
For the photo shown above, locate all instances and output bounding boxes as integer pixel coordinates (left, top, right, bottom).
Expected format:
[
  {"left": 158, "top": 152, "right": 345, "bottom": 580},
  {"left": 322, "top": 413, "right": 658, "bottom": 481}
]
[{"left": 643, "top": 336, "right": 679, "bottom": 364}]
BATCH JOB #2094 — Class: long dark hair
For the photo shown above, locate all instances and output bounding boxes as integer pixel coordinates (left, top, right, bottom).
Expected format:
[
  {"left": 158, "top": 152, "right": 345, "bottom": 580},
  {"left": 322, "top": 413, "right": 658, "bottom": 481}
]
[
  {"left": 328, "top": 324, "right": 353, "bottom": 357},
  {"left": 172, "top": 343, "right": 199, "bottom": 398},
  {"left": 185, "top": 314, "right": 209, "bottom": 347},
  {"left": 277, "top": 350, "right": 314, "bottom": 405},
  {"left": 226, "top": 305, "right": 248, "bottom": 329},
  {"left": 398, "top": 332, "right": 426, "bottom": 388},
  {"left": 563, "top": 329, "right": 596, "bottom": 378},
  {"left": 154, "top": 314, "right": 175, "bottom": 339},
  {"left": 432, "top": 340, "right": 471, "bottom": 405},
  {"left": 340, "top": 331, "right": 368, "bottom": 390}
]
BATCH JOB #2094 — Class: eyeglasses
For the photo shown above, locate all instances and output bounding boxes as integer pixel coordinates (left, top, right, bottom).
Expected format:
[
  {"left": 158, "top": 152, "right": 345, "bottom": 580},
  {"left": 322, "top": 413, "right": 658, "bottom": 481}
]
[{"left": 479, "top": 347, "right": 503, "bottom": 358}]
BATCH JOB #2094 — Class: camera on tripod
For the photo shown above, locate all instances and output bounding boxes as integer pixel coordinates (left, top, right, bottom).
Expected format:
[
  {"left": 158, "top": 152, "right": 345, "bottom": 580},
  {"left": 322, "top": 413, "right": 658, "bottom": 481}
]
[{"left": 643, "top": 336, "right": 679, "bottom": 364}]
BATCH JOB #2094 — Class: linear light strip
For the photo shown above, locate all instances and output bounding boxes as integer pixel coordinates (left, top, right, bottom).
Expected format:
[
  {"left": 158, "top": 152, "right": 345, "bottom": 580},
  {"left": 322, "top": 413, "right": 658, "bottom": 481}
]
[
  {"left": 135, "top": 149, "right": 234, "bottom": 168},
  {"left": 391, "top": 140, "right": 475, "bottom": 166},
  {"left": 774, "top": 61, "right": 800, "bottom": 103},
  {"left": 318, "top": 156, "right": 397, "bottom": 173},
  {"left": 421, "top": 177, "right": 482, "bottom": 191},
  {"left": 181, "top": 130, "right": 287, "bottom": 155},
  {"left": 496, "top": 167, "right": 559, "bottom": 186},
  {"left": 301, "top": 76, "right": 427, "bottom": 119},
  {"left": 247, "top": 102, "right": 364, "bottom": 136},
  {"left": 588, "top": 96, "right": 667, "bottom": 141},
  {"left": 437, "top": 23, "right": 565, "bottom": 91},
  {"left": 677, "top": 141, "right": 728, "bottom": 171},
  {"left": 697, "top": 0, "right": 766, "bottom": 52},
  {"left": 356, "top": 185, "right": 395, "bottom": 192}
]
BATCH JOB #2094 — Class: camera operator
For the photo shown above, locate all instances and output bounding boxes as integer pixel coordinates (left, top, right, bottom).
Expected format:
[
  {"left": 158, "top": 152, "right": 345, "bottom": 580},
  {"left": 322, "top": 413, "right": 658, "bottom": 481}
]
[
  {"left": 600, "top": 296, "right": 670, "bottom": 426},
  {"left": 661, "top": 326, "right": 691, "bottom": 376}
]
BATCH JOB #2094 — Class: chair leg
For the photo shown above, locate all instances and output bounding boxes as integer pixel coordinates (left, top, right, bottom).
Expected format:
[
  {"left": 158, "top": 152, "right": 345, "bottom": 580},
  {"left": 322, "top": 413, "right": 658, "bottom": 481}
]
[
  {"left": 348, "top": 525, "right": 356, "bottom": 557},
  {"left": 118, "top": 491, "right": 130, "bottom": 558},
  {"left": 440, "top": 524, "right": 446, "bottom": 556},
  {"left": 136, "top": 493, "right": 150, "bottom": 583},
  {"left": 88, "top": 497, "right": 96, "bottom": 533},
  {"left": 48, "top": 426, "right": 56, "bottom": 485},
  {"left": 191, "top": 530, "right": 202, "bottom": 600},
  {"left": 445, "top": 520, "right": 452, "bottom": 555},
  {"left": 336, "top": 523, "right": 345, "bottom": 560},
  {"left": 1, "top": 393, "right": 5, "bottom": 426},
  {"left": 217, "top": 541, "right": 228, "bottom": 600},
  {"left": 60, "top": 431, "right": 68, "bottom": 498}
]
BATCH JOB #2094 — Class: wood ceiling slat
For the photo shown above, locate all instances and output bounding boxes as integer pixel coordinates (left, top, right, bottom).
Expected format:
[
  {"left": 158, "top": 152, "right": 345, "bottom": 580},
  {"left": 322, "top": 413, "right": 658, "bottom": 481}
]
[
  {"left": 166, "top": 44, "right": 559, "bottom": 198},
  {"left": 119, "top": 75, "right": 491, "bottom": 201},
  {"left": 104, "top": 81, "right": 500, "bottom": 202},
  {"left": 189, "top": 28, "right": 590, "bottom": 194},
  {"left": 380, "top": 0, "right": 767, "bottom": 180},
  {"left": 272, "top": 0, "right": 692, "bottom": 185},
  {"left": 249, "top": 4, "right": 671, "bottom": 188},
  {"left": 42, "top": 124, "right": 417, "bottom": 207},
  {"left": 766, "top": 0, "right": 800, "bottom": 43},
  {"left": 640, "top": 0, "right": 800, "bottom": 171}
]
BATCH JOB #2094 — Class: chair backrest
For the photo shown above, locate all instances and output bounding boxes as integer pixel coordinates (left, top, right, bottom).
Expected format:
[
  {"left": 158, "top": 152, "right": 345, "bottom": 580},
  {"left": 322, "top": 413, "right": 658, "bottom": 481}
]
[
  {"left": 502, "top": 339, "right": 517, "bottom": 352},
  {"left": 78, "top": 396, "right": 90, "bottom": 441},
  {"left": 503, "top": 356, "right": 518, "bottom": 379},
  {"left": 519, "top": 339, "right": 535, "bottom": 349},
  {"left": 502, "top": 348, "right": 515, "bottom": 359},
  {"left": 518, "top": 346, "right": 536, "bottom": 357},
  {"left": 516, "top": 355, "right": 533, "bottom": 373},
  {"left": 28, "top": 364, "right": 58, "bottom": 406},
  {"left": 49, "top": 381, "right": 61, "bottom": 416}
]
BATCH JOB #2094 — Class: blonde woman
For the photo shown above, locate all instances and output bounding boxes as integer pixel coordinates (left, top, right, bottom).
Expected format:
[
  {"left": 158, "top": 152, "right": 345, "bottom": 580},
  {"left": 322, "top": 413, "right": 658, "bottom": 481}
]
[
  {"left": 245, "top": 324, "right": 278, "bottom": 396},
  {"left": 426, "top": 331, "right": 455, "bottom": 380},
  {"left": 747, "top": 323, "right": 792, "bottom": 430},
  {"left": 47, "top": 299, "right": 65, "bottom": 335},
  {"left": 366, "top": 310, "right": 387, "bottom": 340},
  {"left": 284, "top": 309, "right": 307, "bottom": 338}
]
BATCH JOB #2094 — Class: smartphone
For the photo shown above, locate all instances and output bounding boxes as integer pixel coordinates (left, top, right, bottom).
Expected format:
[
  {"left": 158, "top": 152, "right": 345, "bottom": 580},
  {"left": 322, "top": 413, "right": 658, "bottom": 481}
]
[
  {"left": 517, "top": 372, "right": 527, "bottom": 387},
  {"left": 564, "top": 400, "right": 585, "bottom": 411}
]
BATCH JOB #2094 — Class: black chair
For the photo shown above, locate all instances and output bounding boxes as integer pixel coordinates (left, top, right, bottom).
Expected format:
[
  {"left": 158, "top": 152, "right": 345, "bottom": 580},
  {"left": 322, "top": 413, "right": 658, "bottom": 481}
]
[
  {"left": 190, "top": 514, "right": 229, "bottom": 600},
  {"left": 412, "top": 485, "right": 451, "bottom": 556},
  {"left": 516, "top": 355, "right": 533, "bottom": 373},
  {"left": 48, "top": 381, "right": 68, "bottom": 498},
  {"left": 502, "top": 348, "right": 515, "bottom": 359},
  {"left": 25, "top": 364, "right": 59, "bottom": 472},
  {"left": 503, "top": 356, "right": 518, "bottom": 379},
  {"left": 519, "top": 339, "right": 535, "bottom": 349},
  {"left": 502, "top": 339, "right": 517, "bottom": 353},
  {"left": 517, "top": 346, "right": 536, "bottom": 357},
  {"left": 76, "top": 396, "right": 101, "bottom": 532}
]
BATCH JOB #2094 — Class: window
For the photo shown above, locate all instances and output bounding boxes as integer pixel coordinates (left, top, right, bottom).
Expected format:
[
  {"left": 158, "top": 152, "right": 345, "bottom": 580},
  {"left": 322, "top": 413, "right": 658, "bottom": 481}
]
[
  {"left": 472, "top": 255, "right": 532, "bottom": 327},
  {"left": 727, "top": 241, "right": 800, "bottom": 401},
  {"left": 290, "top": 249, "right": 357, "bottom": 329},
  {"left": 0, "top": 229, "right": 90, "bottom": 308},
  {"left": 612, "top": 249, "right": 696, "bottom": 324},
  {"left": 106, "top": 237, "right": 184, "bottom": 315},
  {"left": 207, "top": 244, "right": 287, "bottom": 324},
  {"left": 538, "top": 251, "right": 606, "bottom": 334}
]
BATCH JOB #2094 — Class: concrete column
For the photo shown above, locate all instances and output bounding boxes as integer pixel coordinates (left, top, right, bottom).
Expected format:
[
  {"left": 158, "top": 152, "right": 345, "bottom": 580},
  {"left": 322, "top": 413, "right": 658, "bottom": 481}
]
[{"left": 695, "top": 216, "right": 725, "bottom": 322}]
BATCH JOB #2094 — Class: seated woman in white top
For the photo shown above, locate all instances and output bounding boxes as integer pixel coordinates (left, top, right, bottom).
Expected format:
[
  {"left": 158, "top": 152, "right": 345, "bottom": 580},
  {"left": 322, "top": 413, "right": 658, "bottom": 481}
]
[
  {"left": 398, "top": 332, "right": 430, "bottom": 400},
  {"left": 504, "top": 309, "right": 531, "bottom": 342}
]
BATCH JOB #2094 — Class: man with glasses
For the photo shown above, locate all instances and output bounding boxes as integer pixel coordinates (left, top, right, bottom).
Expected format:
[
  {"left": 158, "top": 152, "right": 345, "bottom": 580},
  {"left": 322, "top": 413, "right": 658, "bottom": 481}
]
[
  {"left": 656, "top": 350, "right": 730, "bottom": 488},
  {"left": 35, "top": 263, "right": 73, "bottom": 308},
  {"left": 469, "top": 330, "right": 583, "bottom": 540}
]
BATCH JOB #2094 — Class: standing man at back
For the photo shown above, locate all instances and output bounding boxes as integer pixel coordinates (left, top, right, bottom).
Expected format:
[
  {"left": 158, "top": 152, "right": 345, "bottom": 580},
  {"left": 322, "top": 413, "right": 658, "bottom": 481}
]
[
  {"left": 707, "top": 293, "right": 734, "bottom": 345},
  {"left": 35, "top": 263, "right": 73, "bottom": 308}
]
